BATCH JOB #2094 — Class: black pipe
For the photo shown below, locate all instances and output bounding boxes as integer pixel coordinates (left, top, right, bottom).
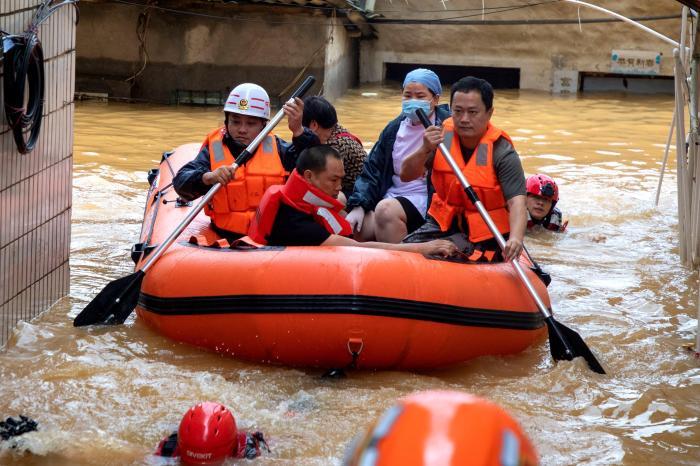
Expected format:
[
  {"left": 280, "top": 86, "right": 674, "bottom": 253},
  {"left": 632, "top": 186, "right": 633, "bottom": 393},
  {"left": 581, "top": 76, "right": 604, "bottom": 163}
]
[{"left": 2, "top": 32, "right": 45, "bottom": 154}]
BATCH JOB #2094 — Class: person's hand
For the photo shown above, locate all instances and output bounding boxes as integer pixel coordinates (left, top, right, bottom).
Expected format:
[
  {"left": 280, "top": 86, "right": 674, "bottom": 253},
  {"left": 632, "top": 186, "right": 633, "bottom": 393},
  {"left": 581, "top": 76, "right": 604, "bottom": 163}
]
[
  {"left": 283, "top": 97, "right": 304, "bottom": 138},
  {"left": 422, "top": 125, "right": 443, "bottom": 153},
  {"left": 419, "top": 239, "right": 458, "bottom": 257},
  {"left": 346, "top": 206, "right": 365, "bottom": 233},
  {"left": 503, "top": 236, "right": 524, "bottom": 262},
  {"left": 202, "top": 165, "right": 236, "bottom": 186}
]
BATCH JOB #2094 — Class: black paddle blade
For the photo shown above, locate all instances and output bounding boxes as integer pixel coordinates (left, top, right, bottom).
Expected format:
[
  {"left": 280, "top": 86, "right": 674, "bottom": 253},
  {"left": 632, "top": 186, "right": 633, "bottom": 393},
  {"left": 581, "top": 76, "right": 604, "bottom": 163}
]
[
  {"left": 73, "top": 270, "right": 145, "bottom": 327},
  {"left": 545, "top": 316, "right": 606, "bottom": 374}
]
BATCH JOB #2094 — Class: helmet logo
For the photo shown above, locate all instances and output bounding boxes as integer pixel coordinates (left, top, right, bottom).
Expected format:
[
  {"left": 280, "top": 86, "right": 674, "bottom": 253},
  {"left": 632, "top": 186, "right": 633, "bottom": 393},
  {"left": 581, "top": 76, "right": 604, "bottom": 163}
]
[{"left": 238, "top": 99, "right": 249, "bottom": 111}]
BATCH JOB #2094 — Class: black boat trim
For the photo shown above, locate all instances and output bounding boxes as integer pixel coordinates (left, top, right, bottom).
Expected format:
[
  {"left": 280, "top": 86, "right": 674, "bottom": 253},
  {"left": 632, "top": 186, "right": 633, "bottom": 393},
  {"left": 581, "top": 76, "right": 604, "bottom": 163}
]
[{"left": 138, "top": 293, "right": 546, "bottom": 330}]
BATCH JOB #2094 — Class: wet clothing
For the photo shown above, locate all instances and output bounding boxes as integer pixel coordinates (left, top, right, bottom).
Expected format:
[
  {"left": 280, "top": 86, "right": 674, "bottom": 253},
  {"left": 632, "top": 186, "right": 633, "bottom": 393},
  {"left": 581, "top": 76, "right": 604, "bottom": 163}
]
[
  {"left": 346, "top": 104, "right": 451, "bottom": 214},
  {"left": 155, "top": 430, "right": 268, "bottom": 460},
  {"left": 527, "top": 207, "right": 567, "bottom": 232},
  {"left": 173, "top": 129, "right": 303, "bottom": 202}
]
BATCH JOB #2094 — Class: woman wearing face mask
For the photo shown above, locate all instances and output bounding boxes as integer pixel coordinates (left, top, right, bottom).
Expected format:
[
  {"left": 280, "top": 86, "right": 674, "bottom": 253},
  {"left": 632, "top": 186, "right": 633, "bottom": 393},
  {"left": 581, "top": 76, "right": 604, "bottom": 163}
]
[{"left": 345, "top": 69, "right": 450, "bottom": 243}]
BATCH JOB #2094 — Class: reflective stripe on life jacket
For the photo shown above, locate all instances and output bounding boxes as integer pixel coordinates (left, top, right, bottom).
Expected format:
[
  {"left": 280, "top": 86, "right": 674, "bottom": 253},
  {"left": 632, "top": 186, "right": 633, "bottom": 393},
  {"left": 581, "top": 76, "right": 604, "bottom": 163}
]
[
  {"left": 428, "top": 118, "right": 512, "bottom": 243},
  {"left": 204, "top": 127, "right": 287, "bottom": 235},
  {"left": 248, "top": 170, "right": 352, "bottom": 245}
]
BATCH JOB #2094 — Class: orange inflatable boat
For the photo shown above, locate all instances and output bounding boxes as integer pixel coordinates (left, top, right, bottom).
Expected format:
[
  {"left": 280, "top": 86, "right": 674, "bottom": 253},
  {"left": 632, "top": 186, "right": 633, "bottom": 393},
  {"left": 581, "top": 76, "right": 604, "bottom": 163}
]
[{"left": 133, "top": 144, "right": 549, "bottom": 370}]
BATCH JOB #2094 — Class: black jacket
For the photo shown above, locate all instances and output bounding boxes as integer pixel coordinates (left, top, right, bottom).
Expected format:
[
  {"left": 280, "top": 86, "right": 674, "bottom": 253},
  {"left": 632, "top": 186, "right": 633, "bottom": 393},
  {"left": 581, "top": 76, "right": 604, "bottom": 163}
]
[
  {"left": 346, "top": 104, "right": 451, "bottom": 212},
  {"left": 173, "top": 130, "right": 306, "bottom": 202}
]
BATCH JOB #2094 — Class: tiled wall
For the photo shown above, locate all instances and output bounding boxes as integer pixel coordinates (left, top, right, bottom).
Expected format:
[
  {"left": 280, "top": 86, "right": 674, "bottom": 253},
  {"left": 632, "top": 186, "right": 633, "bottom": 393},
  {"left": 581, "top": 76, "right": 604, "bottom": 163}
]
[{"left": 0, "top": 1, "right": 75, "bottom": 346}]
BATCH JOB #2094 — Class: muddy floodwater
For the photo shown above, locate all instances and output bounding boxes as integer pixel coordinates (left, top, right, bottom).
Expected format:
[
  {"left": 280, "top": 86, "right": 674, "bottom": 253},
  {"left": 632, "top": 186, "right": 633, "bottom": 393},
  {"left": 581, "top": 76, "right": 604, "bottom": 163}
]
[{"left": 0, "top": 86, "right": 699, "bottom": 465}]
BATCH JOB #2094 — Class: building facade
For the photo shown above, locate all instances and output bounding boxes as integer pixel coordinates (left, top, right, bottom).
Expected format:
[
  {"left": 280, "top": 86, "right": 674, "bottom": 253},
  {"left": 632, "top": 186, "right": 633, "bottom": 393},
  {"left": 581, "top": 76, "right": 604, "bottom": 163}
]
[{"left": 0, "top": 1, "right": 76, "bottom": 346}]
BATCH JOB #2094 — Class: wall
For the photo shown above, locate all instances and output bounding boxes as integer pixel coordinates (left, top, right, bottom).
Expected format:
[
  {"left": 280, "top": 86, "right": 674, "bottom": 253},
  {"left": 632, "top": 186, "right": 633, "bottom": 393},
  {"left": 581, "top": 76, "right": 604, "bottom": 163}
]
[
  {"left": 0, "top": 1, "right": 75, "bottom": 346},
  {"left": 360, "top": 0, "right": 681, "bottom": 91},
  {"left": 76, "top": 2, "right": 357, "bottom": 103},
  {"left": 323, "top": 16, "right": 358, "bottom": 102}
]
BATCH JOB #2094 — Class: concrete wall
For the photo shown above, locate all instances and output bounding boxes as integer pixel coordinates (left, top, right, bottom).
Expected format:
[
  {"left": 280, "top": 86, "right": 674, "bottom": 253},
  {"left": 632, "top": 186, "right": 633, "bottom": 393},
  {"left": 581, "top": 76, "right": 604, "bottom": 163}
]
[
  {"left": 361, "top": 0, "right": 681, "bottom": 91},
  {"left": 77, "top": 2, "right": 357, "bottom": 104},
  {"left": 323, "top": 16, "right": 358, "bottom": 102},
  {"left": 0, "top": 1, "right": 75, "bottom": 346}
]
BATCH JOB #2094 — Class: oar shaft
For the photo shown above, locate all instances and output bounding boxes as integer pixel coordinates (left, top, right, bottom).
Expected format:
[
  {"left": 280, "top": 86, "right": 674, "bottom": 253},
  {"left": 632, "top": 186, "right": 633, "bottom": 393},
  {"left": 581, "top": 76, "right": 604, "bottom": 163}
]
[
  {"left": 433, "top": 141, "right": 553, "bottom": 319},
  {"left": 416, "top": 109, "right": 552, "bottom": 319},
  {"left": 141, "top": 76, "right": 316, "bottom": 274}
]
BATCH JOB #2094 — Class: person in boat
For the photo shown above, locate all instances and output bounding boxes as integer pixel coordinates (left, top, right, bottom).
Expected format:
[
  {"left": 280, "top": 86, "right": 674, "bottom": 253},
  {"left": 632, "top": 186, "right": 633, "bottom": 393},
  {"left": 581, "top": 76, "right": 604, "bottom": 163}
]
[
  {"left": 292, "top": 95, "right": 367, "bottom": 199},
  {"left": 526, "top": 174, "right": 568, "bottom": 232},
  {"left": 248, "top": 144, "right": 457, "bottom": 257},
  {"left": 344, "top": 68, "right": 450, "bottom": 243},
  {"left": 400, "top": 76, "right": 527, "bottom": 263},
  {"left": 155, "top": 402, "right": 269, "bottom": 465},
  {"left": 173, "top": 82, "right": 310, "bottom": 241},
  {"left": 343, "top": 390, "right": 539, "bottom": 466}
]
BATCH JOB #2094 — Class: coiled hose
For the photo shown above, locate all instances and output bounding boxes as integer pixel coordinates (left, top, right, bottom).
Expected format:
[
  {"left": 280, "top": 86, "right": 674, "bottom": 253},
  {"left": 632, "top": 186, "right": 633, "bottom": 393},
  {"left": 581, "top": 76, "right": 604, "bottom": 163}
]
[
  {"left": 3, "top": 32, "right": 45, "bottom": 154},
  {"left": 2, "top": 0, "right": 78, "bottom": 154}
]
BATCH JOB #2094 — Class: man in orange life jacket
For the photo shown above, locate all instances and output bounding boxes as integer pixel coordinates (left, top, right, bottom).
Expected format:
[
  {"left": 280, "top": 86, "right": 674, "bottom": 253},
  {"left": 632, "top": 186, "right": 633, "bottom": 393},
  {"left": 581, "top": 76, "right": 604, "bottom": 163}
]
[
  {"left": 400, "top": 76, "right": 527, "bottom": 262},
  {"left": 173, "top": 82, "right": 310, "bottom": 240},
  {"left": 249, "top": 145, "right": 457, "bottom": 257}
]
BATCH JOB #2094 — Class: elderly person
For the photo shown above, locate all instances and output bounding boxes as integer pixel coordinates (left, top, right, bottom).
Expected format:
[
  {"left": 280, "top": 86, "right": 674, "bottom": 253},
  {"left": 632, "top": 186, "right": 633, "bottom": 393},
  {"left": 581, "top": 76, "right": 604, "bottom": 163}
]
[{"left": 344, "top": 69, "right": 450, "bottom": 243}]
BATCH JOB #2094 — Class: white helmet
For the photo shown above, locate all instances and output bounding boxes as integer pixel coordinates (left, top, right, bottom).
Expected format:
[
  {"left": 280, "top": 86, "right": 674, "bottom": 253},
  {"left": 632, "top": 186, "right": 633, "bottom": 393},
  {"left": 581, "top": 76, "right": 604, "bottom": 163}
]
[{"left": 224, "top": 83, "right": 270, "bottom": 120}]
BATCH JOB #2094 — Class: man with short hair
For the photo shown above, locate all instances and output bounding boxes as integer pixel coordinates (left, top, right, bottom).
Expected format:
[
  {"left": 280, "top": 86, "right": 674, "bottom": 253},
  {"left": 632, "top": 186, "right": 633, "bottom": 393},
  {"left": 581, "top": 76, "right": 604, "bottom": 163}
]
[
  {"left": 290, "top": 96, "right": 366, "bottom": 197},
  {"left": 249, "top": 145, "right": 457, "bottom": 257},
  {"left": 400, "top": 76, "right": 527, "bottom": 262},
  {"left": 173, "top": 82, "right": 310, "bottom": 240}
]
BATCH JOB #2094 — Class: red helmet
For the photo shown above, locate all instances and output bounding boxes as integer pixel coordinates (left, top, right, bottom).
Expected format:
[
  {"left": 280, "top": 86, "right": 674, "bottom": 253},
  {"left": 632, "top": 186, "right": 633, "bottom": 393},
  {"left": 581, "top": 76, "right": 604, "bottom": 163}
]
[
  {"left": 526, "top": 174, "right": 559, "bottom": 203},
  {"left": 177, "top": 402, "right": 238, "bottom": 466},
  {"left": 345, "top": 390, "right": 539, "bottom": 466}
]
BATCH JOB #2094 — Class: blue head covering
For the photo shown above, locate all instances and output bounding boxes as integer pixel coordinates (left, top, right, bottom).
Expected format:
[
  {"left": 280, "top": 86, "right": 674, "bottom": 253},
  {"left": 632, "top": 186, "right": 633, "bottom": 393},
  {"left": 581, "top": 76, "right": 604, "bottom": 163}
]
[{"left": 402, "top": 68, "right": 441, "bottom": 96}]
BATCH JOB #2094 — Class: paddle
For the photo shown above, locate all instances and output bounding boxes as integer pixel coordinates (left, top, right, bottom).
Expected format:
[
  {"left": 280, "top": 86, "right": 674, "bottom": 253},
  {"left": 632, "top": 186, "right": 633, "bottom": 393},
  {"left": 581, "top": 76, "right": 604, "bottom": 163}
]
[
  {"left": 73, "top": 76, "right": 316, "bottom": 327},
  {"left": 415, "top": 108, "right": 605, "bottom": 374}
]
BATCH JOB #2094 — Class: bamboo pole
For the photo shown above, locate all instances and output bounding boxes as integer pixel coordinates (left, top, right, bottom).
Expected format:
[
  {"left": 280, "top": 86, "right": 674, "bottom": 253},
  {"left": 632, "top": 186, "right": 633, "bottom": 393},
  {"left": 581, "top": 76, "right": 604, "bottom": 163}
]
[{"left": 655, "top": 112, "right": 676, "bottom": 207}]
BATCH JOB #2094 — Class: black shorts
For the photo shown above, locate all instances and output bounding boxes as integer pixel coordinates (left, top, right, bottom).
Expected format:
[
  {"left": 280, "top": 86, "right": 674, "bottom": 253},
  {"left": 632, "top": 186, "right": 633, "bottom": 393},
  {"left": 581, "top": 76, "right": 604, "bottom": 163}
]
[{"left": 395, "top": 196, "right": 425, "bottom": 234}]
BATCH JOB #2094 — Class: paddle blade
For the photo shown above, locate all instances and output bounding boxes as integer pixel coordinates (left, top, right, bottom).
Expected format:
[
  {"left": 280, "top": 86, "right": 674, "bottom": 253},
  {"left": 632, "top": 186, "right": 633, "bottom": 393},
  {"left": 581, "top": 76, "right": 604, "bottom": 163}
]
[
  {"left": 73, "top": 270, "right": 145, "bottom": 327},
  {"left": 545, "top": 317, "right": 606, "bottom": 374}
]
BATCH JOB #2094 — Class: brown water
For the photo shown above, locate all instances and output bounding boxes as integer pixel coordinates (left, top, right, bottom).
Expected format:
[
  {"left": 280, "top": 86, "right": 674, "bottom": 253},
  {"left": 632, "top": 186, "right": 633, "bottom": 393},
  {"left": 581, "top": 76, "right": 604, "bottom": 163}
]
[{"left": 1, "top": 87, "right": 699, "bottom": 465}]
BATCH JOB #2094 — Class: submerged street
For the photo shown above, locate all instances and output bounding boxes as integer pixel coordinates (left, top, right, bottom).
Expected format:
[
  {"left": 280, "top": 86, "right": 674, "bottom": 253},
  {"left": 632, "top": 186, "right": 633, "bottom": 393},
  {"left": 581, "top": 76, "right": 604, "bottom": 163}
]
[{"left": 0, "top": 86, "right": 698, "bottom": 465}]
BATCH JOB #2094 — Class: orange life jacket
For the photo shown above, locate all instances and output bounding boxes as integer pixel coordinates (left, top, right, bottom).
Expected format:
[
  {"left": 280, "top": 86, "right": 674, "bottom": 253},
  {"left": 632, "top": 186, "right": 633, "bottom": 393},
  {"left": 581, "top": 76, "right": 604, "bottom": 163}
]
[
  {"left": 249, "top": 170, "right": 352, "bottom": 245},
  {"left": 204, "top": 127, "right": 287, "bottom": 235},
  {"left": 429, "top": 118, "right": 513, "bottom": 243}
]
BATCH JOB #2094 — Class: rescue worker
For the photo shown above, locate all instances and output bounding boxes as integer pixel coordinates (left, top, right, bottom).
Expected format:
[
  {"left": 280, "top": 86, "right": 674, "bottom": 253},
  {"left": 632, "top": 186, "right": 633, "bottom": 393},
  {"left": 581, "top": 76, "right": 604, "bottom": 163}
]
[
  {"left": 291, "top": 95, "right": 367, "bottom": 198},
  {"left": 343, "top": 390, "right": 539, "bottom": 466},
  {"left": 345, "top": 68, "right": 451, "bottom": 243},
  {"left": 248, "top": 145, "right": 457, "bottom": 257},
  {"left": 173, "top": 83, "right": 310, "bottom": 241},
  {"left": 155, "top": 401, "right": 268, "bottom": 465},
  {"left": 526, "top": 174, "right": 568, "bottom": 232},
  {"left": 401, "top": 76, "right": 527, "bottom": 263}
]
